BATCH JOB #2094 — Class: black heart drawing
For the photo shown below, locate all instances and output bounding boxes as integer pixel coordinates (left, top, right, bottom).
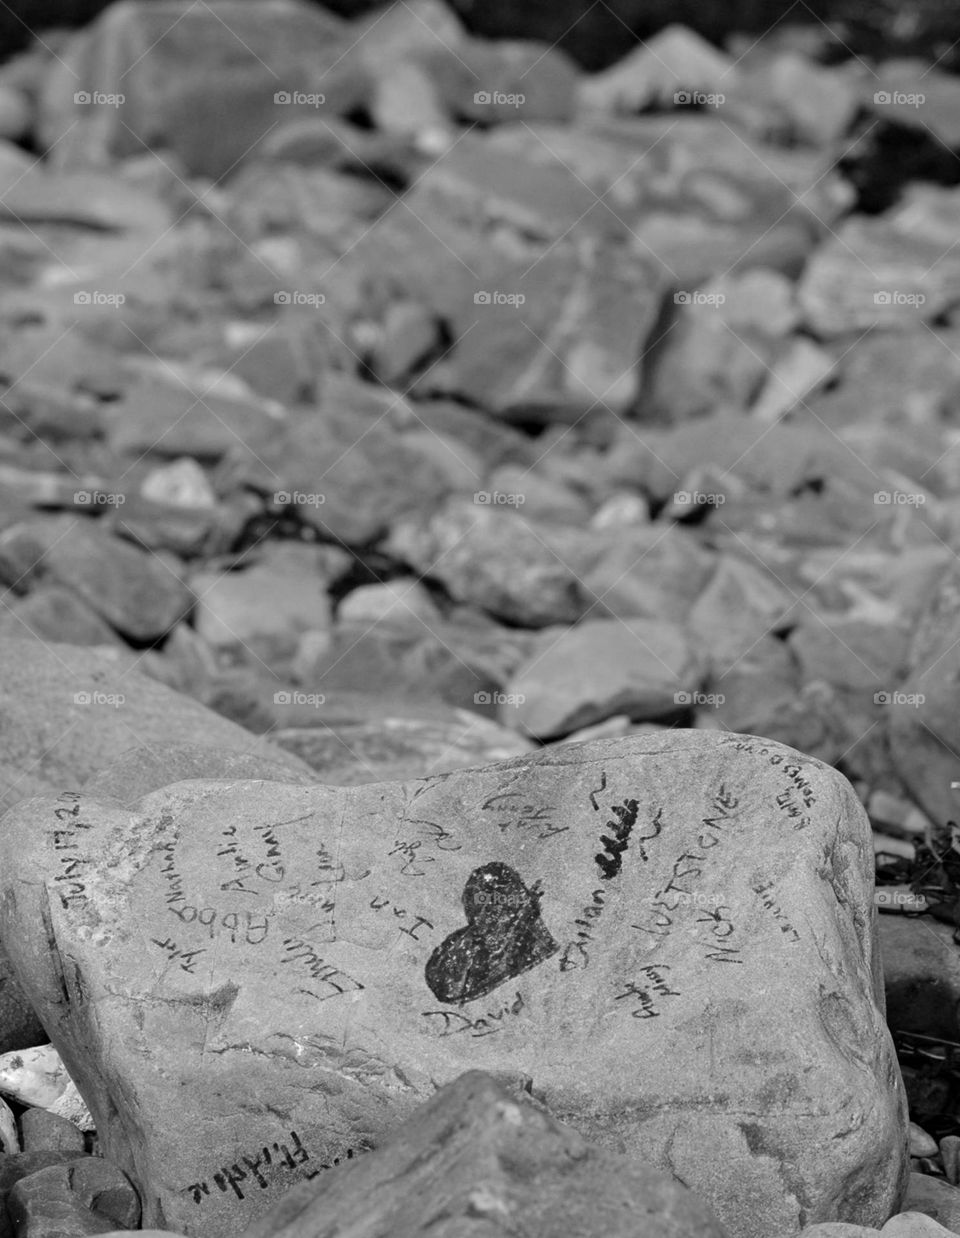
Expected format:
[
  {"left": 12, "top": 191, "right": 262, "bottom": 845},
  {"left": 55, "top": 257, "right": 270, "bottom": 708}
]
[{"left": 425, "top": 862, "right": 559, "bottom": 1005}]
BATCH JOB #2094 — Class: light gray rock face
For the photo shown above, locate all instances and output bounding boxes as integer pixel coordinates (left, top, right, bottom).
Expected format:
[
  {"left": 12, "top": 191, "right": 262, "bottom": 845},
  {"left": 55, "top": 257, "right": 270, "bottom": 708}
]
[
  {"left": 0, "top": 639, "right": 314, "bottom": 814},
  {"left": 0, "top": 732, "right": 907, "bottom": 1238},
  {"left": 238, "top": 1070, "right": 731, "bottom": 1238}
]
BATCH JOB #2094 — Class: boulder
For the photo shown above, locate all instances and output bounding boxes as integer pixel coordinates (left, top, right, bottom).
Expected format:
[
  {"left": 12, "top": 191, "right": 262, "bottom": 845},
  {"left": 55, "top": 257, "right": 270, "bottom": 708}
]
[
  {"left": 0, "top": 638, "right": 312, "bottom": 815},
  {"left": 0, "top": 731, "right": 907, "bottom": 1238}
]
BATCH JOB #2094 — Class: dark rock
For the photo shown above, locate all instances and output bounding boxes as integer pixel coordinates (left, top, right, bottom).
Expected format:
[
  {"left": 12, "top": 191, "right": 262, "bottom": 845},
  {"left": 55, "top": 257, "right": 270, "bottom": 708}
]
[
  {"left": 19, "top": 1110, "right": 86, "bottom": 1155},
  {"left": 8, "top": 1156, "right": 140, "bottom": 1235},
  {"left": 238, "top": 1071, "right": 730, "bottom": 1238}
]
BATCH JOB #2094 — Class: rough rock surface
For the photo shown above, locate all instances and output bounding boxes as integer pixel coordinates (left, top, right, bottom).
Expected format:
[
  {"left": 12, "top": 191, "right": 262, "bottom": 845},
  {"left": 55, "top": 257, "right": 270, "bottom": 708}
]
[
  {"left": 0, "top": 731, "right": 907, "bottom": 1238},
  {"left": 237, "top": 1070, "right": 731, "bottom": 1238},
  {"left": 0, "top": 639, "right": 313, "bottom": 813}
]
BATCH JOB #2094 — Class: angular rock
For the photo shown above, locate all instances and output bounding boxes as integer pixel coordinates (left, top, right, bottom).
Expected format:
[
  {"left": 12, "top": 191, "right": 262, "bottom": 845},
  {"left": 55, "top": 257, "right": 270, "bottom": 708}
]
[
  {"left": 8, "top": 1156, "right": 140, "bottom": 1235},
  {"left": 639, "top": 270, "right": 797, "bottom": 422},
  {"left": 429, "top": 38, "right": 579, "bottom": 126},
  {"left": 385, "top": 499, "right": 597, "bottom": 627},
  {"left": 0, "top": 638, "right": 312, "bottom": 814},
  {"left": 437, "top": 237, "right": 661, "bottom": 419},
  {"left": 190, "top": 545, "right": 333, "bottom": 654},
  {"left": 744, "top": 52, "right": 859, "bottom": 145},
  {"left": 4, "top": 518, "right": 192, "bottom": 644},
  {"left": 863, "top": 61, "right": 960, "bottom": 151},
  {"left": 19, "top": 1108, "right": 86, "bottom": 1154},
  {"left": 103, "top": 370, "right": 283, "bottom": 463},
  {"left": 0, "top": 731, "right": 907, "bottom": 1238},
  {"left": 503, "top": 618, "right": 702, "bottom": 738},
  {"left": 38, "top": 0, "right": 366, "bottom": 178},
  {"left": 238, "top": 1071, "right": 729, "bottom": 1238},
  {"left": 799, "top": 212, "right": 960, "bottom": 337},
  {"left": 688, "top": 554, "right": 795, "bottom": 674},
  {"left": 259, "top": 407, "right": 454, "bottom": 548},
  {"left": 578, "top": 24, "right": 739, "bottom": 114},
  {"left": 0, "top": 585, "right": 120, "bottom": 648}
]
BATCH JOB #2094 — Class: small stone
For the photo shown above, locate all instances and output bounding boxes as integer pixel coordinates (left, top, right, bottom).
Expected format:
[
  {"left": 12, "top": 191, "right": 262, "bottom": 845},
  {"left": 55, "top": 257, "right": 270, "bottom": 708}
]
[
  {"left": 19, "top": 1108, "right": 86, "bottom": 1154},
  {"left": 140, "top": 458, "right": 217, "bottom": 509},
  {"left": 577, "top": 24, "right": 739, "bottom": 114},
  {"left": 910, "top": 1124, "right": 940, "bottom": 1158},
  {"left": 336, "top": 581, "right": 441, "bottom": 628}
]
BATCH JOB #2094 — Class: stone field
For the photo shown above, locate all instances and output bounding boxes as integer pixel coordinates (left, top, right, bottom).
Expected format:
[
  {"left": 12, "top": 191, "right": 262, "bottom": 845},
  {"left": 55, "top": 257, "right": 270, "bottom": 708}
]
[{"left": 0, "top": 1, "right": 959, "bottom": 1237}]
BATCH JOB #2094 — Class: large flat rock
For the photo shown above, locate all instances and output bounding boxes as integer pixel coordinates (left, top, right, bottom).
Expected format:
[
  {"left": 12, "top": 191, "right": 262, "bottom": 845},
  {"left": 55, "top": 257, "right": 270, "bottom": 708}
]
[
  {"left": 0, "top": 639, "right": 314, "bottom": 813},
  {"left": 0, "top": 731, "right": 907, "bottom": 1238}
]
